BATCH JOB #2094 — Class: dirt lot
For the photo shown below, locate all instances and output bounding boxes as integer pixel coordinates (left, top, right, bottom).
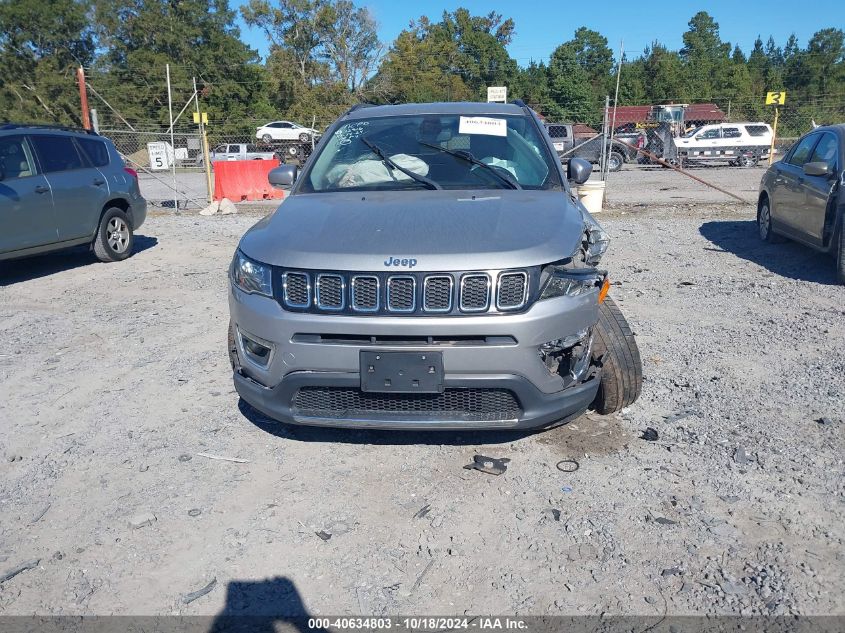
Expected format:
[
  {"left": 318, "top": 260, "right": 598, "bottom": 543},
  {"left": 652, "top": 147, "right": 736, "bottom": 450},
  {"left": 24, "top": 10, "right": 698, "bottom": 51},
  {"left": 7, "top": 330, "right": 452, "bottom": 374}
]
[{"left": 1, "top": 166, "right": 843, "bottom": 618}]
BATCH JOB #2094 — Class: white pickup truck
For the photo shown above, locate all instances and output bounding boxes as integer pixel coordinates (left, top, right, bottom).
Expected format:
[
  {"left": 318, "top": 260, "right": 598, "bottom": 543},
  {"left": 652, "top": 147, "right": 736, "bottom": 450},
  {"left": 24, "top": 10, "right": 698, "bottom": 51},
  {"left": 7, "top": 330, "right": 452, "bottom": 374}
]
[{"left": 206, "top": 143, "right": 277, "bottom": 163}]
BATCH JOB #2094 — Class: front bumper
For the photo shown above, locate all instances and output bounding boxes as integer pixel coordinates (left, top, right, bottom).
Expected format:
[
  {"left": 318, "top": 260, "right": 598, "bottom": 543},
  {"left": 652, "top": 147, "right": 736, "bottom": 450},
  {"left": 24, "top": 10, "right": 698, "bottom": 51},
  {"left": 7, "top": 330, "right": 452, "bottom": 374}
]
[
  {"left": 229, "top": 285, "right": 600, "bottom": 429},
  {"left": 235, "top": 369, "right": 598, "bottom": 430}
]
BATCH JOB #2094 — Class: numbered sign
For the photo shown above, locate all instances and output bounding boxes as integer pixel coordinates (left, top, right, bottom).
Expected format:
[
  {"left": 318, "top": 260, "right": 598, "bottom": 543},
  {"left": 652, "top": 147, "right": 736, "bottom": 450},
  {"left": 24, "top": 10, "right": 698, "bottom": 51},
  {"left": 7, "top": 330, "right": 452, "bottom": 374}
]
[
  {"left": 487, "top": 86, "right": 507, "bottom": 103},
  {"left": 766, "top": 91, "right": 787, "bottom": 105},
  {"left": 147, "top": 141, "right": 172, "bottom": 171}
]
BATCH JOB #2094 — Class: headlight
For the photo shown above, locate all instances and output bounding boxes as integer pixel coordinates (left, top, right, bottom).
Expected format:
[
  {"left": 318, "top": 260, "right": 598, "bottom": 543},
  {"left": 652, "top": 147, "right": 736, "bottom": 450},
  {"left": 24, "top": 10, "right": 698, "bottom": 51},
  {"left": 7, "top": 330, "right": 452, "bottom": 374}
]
[
  {"left": 539, "top": 263, "right": 605, "bottom": 300},
  {"left": 231, "top": 250, "right": 273, "bottom": 297},
  {"left": 584, "top": 225, "right": 610, "bottom": 266}
]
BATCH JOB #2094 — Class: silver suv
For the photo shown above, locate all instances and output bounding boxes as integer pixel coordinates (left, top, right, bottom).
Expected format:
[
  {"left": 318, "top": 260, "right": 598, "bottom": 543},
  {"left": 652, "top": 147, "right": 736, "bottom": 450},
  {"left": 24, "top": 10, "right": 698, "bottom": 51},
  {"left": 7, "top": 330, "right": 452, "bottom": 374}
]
[
  {"left": 228, "top": 102, "right": 642, "bottom": 430},
  {"left": 0, "top": 124, "right": 147, "bottom": 263}
]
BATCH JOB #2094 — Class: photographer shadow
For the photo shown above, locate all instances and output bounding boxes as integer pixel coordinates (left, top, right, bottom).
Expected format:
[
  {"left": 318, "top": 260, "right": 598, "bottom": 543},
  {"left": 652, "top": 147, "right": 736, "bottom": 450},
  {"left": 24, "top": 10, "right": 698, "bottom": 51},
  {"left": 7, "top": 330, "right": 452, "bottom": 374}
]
[{"left": 209, "top": 576, "right": 326, "bottom": 633}]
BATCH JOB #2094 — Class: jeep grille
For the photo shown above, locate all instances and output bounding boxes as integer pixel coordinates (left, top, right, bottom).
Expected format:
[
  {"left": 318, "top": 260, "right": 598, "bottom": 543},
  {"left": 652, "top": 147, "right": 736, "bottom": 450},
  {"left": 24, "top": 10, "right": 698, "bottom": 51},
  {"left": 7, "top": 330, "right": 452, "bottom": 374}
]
[{"left": 275, "top": 269, "right": 531, "bottom": 316}]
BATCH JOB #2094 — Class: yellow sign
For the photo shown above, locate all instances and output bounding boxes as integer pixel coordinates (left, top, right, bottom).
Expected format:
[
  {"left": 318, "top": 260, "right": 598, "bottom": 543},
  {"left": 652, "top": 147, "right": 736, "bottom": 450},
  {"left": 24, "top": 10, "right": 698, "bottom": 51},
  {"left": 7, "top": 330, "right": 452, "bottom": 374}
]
[
  {"left": 766, "top": 91, "right": 787, "bottom": 105},
  {"left": 193, "top": 112, "right": 208, "bottom": 124}
]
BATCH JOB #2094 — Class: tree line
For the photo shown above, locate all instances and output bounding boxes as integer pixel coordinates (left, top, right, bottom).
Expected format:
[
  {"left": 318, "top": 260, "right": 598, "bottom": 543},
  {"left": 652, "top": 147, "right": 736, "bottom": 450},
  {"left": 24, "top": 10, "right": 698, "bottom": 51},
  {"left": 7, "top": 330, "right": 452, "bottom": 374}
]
[{"left": 1, "top": 0, "right": 843, "bottom": 136}]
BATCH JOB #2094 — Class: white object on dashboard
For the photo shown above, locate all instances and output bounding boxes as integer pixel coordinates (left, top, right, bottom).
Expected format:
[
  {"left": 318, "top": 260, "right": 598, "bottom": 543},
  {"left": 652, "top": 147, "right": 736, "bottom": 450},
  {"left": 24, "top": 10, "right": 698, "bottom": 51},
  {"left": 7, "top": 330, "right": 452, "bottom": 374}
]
[{"left": 459, "top": 116, "right": 507, "bottom": 137}]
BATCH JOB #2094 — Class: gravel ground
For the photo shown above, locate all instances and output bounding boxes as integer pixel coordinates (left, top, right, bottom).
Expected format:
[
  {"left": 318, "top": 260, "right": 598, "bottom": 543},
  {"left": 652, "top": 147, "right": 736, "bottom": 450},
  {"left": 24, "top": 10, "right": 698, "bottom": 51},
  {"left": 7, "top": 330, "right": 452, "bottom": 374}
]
[{"left": 0, "top": 167, "right": 842, "bottom": 618}]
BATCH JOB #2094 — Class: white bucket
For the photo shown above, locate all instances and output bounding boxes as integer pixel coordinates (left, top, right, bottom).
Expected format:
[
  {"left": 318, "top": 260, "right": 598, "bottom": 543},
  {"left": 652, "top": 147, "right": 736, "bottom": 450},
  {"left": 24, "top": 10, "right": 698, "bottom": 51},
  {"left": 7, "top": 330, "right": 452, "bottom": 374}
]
[{"left": 577, "top": 180, "right": 606, "bottom": 214}]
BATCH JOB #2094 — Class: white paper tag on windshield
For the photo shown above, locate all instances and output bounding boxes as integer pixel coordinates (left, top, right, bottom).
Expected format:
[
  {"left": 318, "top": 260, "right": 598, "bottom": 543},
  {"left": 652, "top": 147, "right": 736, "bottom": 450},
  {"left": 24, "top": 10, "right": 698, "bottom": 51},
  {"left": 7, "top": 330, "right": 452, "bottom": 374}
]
[{"left": 458, "top": 116, "right": 507, "bottom": 137}]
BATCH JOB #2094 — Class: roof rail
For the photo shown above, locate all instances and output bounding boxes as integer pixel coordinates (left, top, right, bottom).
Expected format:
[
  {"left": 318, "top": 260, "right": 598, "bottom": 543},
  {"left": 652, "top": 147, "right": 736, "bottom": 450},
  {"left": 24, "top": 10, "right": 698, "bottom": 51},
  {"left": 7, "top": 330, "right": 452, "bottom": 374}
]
[
  {"left": 344, "top": 102, "right": 379, "bottom": 116},
  {"left": 0, "top": 122, "right": 98, "bottom": 135},
  {"left": 510, "top": 99, "right": 527, "bottom": 108}
]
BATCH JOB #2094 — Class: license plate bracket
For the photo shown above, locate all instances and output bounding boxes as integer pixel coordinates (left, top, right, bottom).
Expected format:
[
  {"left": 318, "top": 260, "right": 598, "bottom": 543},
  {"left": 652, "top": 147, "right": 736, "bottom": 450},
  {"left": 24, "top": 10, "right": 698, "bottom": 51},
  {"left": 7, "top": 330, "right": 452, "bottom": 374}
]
[{"left": 360, "top": 351, "right": 444, "bottom": 393}]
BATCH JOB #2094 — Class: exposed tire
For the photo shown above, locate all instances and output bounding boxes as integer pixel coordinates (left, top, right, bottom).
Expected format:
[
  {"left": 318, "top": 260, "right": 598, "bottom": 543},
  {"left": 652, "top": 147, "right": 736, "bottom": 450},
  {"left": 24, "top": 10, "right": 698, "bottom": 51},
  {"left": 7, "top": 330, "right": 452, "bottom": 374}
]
[
  {"left": 298, "top": 132, "right": 311, "bottom": 143},
  {"left": 228, "top": 320, "right": 241, "bottom": 371},
  {"left": 607, "top": 151, "right": 624, "bottom": 172},
  {"left": 590, "top": 297, "right": 643, "bottom": 415},
  {"left": 757, "top": 195, "right": 783, "bottom": 243},
  {"left": 93, "top": 207, "right": 134, "bottom": 262},
  {"left": 261, "top": 133, "right": 273, "bottom": 143},
  {"left": 836, "top": 226, "right": 845, "bottom": 285},
  {"left": 286, "top": 144, "right": 300, "bottom": 158}
]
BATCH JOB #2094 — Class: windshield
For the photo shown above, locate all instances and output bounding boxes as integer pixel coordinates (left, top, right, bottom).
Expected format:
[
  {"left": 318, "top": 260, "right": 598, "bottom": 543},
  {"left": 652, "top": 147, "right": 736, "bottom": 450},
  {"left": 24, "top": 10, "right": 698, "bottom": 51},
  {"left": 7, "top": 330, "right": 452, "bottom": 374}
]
[{"left": 302, "top": 114, "right": 561, "bottom": 192}]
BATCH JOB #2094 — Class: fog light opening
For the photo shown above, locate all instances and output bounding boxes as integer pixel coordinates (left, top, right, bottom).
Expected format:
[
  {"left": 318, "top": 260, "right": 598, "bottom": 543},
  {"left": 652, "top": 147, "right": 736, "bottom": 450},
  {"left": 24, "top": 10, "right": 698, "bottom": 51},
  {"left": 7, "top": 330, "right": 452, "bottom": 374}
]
[
  {"left": 538, "top": 329, "right": 593, "bottom": 384},
  {"left": 238, "top": 329, "right": 274, "bottom": 367}
]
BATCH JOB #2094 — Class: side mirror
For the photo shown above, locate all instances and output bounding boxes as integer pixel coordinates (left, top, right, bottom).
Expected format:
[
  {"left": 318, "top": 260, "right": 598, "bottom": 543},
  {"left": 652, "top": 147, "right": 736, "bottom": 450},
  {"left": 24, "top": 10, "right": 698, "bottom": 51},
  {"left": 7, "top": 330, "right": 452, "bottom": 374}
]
[
  {"left": 567, "top": 158, "right": 592, "bottom": 185},
  {"left": 268, "top": 164, "right": 297, "bottom": 189},
  {"left": 803, "top": 161, "right": 831, "bottom": 177}
]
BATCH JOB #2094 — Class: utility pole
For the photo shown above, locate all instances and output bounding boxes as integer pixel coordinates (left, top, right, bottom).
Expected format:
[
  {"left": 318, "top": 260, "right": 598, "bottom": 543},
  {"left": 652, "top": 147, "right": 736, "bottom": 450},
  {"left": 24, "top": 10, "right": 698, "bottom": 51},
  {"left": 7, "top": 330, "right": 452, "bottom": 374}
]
[
  {"left": 604, "top": 39, "right": 624, "bottom": 183},
  {"left": 90, "top": 108, "right": 99, "bottom": 134},
  {"left": 599, "top": 95, "right": 609, "bottom": 179},
  {"left": 193, "top": 77, "right": 213, "bottom": 204},
  {"left": 166, "top": 63, "right": 178, "bottom": 211},
  {"left": 77, "top": 67, "right": 92, "bottom": 130}
]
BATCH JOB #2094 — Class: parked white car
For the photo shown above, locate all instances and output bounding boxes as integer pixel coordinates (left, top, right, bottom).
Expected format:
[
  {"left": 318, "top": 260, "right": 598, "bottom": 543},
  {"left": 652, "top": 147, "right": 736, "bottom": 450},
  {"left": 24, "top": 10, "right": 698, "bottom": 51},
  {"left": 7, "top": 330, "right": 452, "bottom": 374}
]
[
  {"left": 674, "top": 122, "right": 773, "bottom": 166},
  {"left": 255, "top": 121, "right": 318, "bottom": 144}
]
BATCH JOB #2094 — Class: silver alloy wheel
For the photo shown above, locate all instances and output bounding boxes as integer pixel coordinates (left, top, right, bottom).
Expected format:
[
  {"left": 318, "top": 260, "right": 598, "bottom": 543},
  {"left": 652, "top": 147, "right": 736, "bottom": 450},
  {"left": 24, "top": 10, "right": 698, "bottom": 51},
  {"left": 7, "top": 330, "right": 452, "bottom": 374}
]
[
  {"left": 262, "top": 134, "right": 273, "bottom": 143},
  {"left": 107, "top": 217, "right": 130, "bottom": 253},
  {"left": 608, "top": 154, "right": 621, "bottom": 171},
  {"left": 759, "top": 202, "right": 771, "bottom": 239}
]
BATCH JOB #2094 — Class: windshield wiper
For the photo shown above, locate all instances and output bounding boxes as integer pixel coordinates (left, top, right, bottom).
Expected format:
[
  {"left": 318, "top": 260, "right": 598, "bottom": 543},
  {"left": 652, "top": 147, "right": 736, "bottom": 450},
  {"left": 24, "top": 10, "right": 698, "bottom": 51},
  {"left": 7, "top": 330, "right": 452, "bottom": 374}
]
[
  {"left": 417, "top": 141, "right": 522, "bottom": 190},
  {"left": 360, "top": 136, "right": 441, "bottom": 190}
]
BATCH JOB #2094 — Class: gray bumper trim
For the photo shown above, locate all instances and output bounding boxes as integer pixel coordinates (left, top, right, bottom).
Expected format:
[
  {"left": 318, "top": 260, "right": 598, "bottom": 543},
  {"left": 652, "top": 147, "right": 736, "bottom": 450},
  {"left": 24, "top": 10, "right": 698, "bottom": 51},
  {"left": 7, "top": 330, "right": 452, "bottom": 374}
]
[{"left": 234, "top": 370, "right": 599, "bottom": 430}]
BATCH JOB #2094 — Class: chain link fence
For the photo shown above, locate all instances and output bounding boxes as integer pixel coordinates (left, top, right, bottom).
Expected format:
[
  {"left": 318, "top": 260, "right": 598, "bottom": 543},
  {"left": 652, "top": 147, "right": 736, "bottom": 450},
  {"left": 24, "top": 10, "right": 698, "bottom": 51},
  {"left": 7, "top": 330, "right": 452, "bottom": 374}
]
[{"left": 83, "top": 89, "right": 843, "bottom": 208}]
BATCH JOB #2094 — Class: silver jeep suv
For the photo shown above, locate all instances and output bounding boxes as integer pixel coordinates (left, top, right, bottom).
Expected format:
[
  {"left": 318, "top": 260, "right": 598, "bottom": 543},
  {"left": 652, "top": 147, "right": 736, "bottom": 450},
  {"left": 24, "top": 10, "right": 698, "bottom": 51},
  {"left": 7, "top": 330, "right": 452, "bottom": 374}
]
[
  {"left": 0, "top": 124, "right": 146, "bottom": 263},
  {"left": 228, "top": 102, "right": 642, "bottom": 430}
]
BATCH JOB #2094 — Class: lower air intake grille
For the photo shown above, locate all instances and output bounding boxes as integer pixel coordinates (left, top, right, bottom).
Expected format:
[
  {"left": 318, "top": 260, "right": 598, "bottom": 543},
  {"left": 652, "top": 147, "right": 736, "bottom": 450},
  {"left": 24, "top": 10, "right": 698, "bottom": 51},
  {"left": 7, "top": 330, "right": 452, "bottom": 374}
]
[{"left": 292, "top": 387, "right": 521, "bottom": 421}]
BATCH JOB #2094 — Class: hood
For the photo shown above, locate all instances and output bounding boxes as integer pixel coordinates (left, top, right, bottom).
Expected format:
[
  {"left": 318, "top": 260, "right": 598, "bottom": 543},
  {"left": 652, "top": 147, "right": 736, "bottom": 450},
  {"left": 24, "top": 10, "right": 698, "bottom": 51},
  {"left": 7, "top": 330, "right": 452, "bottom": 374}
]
[{"left": 238, "top": 189, "right": 585, "bottom": 272}]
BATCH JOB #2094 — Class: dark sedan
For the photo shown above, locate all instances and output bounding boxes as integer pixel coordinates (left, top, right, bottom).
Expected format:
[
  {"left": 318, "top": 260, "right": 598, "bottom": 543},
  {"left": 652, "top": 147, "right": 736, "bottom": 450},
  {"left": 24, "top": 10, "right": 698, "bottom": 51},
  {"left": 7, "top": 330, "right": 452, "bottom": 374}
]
[{"left": 757, "top": 124, "right": 845, "bottom": 283}]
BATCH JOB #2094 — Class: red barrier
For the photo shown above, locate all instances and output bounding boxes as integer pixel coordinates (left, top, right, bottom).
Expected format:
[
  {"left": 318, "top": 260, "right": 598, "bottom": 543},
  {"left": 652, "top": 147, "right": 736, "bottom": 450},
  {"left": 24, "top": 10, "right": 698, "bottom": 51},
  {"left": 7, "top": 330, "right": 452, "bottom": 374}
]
[{"left": 213, "top": 159, "right": 286, "bottom": 202}]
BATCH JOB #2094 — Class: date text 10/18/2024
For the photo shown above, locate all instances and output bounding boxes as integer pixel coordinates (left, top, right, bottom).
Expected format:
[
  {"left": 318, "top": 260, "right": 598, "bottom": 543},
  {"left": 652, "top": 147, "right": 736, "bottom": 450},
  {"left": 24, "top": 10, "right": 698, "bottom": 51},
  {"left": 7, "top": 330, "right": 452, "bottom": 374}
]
[{"left": 308, "top": 617, "right": 528, "bottom": 630}]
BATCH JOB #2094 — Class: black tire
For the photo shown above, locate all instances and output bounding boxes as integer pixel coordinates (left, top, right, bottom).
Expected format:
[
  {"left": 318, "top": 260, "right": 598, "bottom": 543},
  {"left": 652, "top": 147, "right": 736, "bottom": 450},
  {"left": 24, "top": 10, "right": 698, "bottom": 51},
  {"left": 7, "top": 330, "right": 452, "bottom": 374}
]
[
  {"left": 93, "top": 207, "right": 134, "bottom": 262},
  {"left": 607, "top": 151, "right": 624, "bottom": 172},
  {"left": 757, "top": 195, "right": 783, "bottom": 243},
  {"left": 228, "top": 320, "right": 241, "bottom": 371},
  {"left": 591, "top": 297, "right": 643, "bottom": 415},
  {"left": 261, "top": 133, "right": 273, "bottom": 143},
  {"left": 298, "top": 132, "right": 311, "bottom": 143},
  {"left": 836, "top": 226, "right": 845, "bottom": 285}
]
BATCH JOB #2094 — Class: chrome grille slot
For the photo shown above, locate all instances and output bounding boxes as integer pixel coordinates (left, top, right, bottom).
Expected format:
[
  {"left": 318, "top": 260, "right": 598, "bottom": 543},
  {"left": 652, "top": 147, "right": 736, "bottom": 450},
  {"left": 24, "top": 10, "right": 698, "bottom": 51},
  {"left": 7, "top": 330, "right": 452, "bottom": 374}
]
[
  {"left": 423, "top": 275, "right": 453, "bottom": 312},
  {"left": 283, "top": 272, "right": 310, "bottom": 308},
  {"left": 497, "top": 272, "right": 528, "bottom": 310},
  {"left": 387, "top": 276, "right": 416, "bottom": 312},
  {"left": 316, "top": 274, "right": 344, "bottom": 310},
  {"left": 460, "top": 274, "right": 490, "bottom": 312},
  {"left": 350, "top": 275, "right": 379, "bottom": 312}
]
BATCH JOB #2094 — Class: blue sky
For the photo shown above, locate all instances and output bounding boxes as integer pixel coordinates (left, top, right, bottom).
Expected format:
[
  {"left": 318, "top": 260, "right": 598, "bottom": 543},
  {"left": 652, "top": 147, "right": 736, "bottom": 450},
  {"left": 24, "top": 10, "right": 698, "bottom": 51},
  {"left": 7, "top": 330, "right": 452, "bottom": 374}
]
[{"left": 236, "top": 0, "right": 843, "bottom": 63}]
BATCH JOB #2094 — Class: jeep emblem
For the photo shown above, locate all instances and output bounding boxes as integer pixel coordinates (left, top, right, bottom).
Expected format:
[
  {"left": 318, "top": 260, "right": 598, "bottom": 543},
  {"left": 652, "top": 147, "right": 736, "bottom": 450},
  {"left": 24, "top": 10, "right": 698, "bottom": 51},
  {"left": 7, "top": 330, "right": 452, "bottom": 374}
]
[{"left": 384, "top": 256, "right": 417, "bottom": 268}]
